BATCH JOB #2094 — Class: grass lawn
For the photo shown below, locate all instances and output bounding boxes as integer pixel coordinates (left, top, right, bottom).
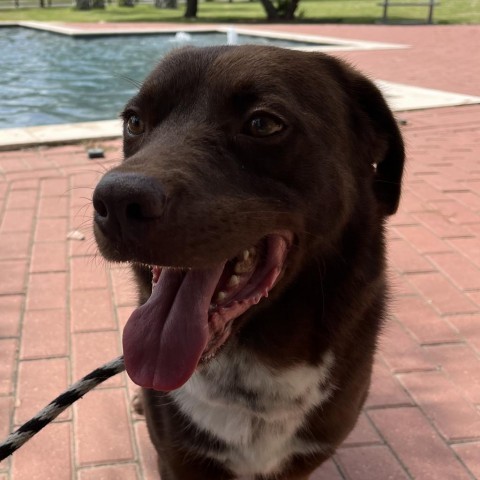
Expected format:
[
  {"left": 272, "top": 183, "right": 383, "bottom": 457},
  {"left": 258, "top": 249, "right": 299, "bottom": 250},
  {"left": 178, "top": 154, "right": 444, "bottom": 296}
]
[{"left": 0, "top": 0, "right": 478, "bottom": 24}]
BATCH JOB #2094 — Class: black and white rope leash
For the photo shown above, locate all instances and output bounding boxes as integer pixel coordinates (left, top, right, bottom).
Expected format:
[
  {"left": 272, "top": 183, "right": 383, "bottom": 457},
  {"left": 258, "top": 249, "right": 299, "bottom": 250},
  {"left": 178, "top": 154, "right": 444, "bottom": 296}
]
[{"left": 0, "top": 355, "right": 125, "bottom": 461}]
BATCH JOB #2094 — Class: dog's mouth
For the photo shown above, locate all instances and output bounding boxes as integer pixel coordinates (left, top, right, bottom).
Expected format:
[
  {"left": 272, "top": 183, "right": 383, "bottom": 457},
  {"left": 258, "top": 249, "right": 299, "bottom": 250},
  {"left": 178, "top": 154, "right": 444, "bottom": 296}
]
[{"left": 122, "top": 232, "right": 292, "bottom": 391}]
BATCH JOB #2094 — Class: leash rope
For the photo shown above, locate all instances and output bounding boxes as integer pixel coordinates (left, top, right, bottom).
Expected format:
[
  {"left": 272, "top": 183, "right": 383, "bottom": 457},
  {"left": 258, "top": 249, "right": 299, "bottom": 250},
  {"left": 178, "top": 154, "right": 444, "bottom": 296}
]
[{"left": 0, "top": 355, "right": 125, "bottom": 461}]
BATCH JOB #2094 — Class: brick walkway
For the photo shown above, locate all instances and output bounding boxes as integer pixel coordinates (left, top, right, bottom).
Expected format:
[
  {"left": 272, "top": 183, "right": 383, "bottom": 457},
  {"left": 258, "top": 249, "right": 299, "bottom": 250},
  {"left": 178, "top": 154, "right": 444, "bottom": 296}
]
[{"left": 1, "top": 24, "right": 480, "bottom": 480}]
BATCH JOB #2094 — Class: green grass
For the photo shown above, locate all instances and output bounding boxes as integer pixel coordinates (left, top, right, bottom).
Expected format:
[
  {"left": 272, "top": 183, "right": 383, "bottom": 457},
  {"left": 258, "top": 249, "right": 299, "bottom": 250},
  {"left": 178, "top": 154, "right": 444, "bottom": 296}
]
[
  {"left": 0, "top": 0, "right": 478, "bottom": 24},
  {"left": 298, "top": 0, "right": 480, "bottom": 24}
]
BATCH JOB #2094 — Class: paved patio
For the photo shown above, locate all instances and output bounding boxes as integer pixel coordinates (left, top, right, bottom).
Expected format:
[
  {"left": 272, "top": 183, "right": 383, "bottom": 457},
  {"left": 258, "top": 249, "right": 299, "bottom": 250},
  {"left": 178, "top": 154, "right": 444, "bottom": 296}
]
[{"left": 0, "top": 23, "right": 480, "bottom": 480}]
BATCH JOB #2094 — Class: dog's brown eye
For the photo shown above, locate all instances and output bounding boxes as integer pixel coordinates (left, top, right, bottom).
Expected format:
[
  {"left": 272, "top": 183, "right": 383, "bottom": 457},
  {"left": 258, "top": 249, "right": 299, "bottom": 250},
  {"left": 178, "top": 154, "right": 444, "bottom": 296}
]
[
  {"left": 126, "top": 115, "right": 145, "bottom": 136},
  {"left": 246, "top": 115, "right": 284, "bottom": 137}
]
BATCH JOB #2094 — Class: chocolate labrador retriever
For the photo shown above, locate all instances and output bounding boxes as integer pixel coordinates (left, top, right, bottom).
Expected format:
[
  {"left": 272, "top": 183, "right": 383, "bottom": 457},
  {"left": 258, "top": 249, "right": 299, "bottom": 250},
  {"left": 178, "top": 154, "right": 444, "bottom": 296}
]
[{"left": 93, "top": 45, "right": 404, "bottom": 479}]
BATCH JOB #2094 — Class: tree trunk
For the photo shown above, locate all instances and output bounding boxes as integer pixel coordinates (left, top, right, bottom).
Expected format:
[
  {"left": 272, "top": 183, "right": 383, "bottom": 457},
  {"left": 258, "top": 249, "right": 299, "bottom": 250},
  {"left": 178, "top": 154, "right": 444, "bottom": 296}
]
[
  {"left": 39, "top": 0, "right": 45, "bottom": 7},
  {"left": 184, "top": 0, "right": 197, "bottom": 18},
  {"left": 119, "top": 0, "right": 135, "bottom": 6},
  {"left": 92, "top": 0, "right": 105, "bottom": 8},
  {"left": 258, "top": 0, "right": 299, "bottom": 20},
  {"left": 258, "top": 0, "right": 279, "bottom": 20},
  {"left": 283, "top": 0, "right": 298, "bottom": 19}
]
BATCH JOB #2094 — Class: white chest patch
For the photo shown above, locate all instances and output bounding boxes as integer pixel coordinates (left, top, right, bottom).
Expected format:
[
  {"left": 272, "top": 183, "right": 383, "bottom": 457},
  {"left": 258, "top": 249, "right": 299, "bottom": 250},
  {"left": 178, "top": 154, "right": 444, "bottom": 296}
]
[{"left": 171, "top": 345, "right": 335, "bottom": 477}]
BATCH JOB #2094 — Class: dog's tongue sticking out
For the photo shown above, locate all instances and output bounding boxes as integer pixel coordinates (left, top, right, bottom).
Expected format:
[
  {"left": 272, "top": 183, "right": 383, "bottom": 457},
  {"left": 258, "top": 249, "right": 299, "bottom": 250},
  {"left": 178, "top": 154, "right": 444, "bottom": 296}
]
[
  {"left": 123, "top": 265, "right": 225, "bottom": 391},
  {"left": 123, "top": 235, "right": 290, "bottom": 392}
]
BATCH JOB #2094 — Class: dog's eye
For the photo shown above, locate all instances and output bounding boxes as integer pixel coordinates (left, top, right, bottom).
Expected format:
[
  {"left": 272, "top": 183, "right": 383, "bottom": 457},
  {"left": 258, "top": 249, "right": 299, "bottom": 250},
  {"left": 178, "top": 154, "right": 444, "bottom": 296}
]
[
  {"left": 126, "top": 115, "right": 145, "bottom": 136},
  {"left": 246, "top": 115, "right": 285, "bottom": 138}
]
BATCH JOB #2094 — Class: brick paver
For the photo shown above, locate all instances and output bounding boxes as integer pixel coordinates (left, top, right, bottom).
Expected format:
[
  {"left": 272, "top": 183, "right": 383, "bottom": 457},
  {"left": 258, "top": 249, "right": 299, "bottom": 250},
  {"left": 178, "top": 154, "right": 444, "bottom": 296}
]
[{"left": 0, "top": 22, "right": 479, "bottom": 480}]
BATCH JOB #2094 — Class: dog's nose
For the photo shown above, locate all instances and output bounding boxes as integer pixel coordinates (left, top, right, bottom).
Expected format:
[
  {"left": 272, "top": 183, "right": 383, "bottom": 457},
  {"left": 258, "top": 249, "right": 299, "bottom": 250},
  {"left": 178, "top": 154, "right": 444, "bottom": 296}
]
[{"left": 93, "top": 172, "right": 166, "bottom": 238}]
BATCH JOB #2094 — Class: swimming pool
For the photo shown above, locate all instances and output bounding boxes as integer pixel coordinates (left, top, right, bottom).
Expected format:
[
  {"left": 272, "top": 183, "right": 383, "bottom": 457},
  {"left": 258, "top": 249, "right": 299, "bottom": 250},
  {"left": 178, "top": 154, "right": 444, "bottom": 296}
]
[{"left": 0, "top": 26, "right": 334, "bottom": 129}]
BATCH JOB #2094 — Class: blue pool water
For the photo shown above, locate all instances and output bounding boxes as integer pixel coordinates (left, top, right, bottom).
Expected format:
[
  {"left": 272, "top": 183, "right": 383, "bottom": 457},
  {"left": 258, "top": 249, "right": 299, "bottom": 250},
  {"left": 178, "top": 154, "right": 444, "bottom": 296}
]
[{"left": 0, "top": 27, "right": 327, "bottom": 128}]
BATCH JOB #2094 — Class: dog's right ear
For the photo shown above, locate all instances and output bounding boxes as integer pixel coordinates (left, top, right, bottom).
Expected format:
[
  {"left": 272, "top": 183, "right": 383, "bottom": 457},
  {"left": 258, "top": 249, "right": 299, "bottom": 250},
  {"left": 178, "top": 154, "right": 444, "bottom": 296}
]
[{"left": 346, "top": 69, "right": 405, "bottom": 216}]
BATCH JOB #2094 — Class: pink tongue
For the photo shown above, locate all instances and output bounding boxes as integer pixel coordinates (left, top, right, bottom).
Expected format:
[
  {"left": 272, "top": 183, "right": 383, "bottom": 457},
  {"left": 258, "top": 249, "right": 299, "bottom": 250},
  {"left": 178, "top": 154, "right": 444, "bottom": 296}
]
[{"left": 123, "top": 264, "right": 225, "bottom": 391}]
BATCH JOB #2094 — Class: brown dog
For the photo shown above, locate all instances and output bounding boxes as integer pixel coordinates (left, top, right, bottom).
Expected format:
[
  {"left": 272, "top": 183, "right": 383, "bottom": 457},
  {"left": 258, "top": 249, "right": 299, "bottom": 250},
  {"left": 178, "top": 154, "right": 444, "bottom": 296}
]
[{"left": 93, "top": 45, "right": 404, "bottom": 480}]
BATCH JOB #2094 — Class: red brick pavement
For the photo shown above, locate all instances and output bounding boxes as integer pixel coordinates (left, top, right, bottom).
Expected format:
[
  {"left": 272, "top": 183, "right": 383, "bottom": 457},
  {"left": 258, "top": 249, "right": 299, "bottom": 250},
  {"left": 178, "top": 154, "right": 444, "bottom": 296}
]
[{"left": 0, "top": 23, "right": 479, "bottom": 480}]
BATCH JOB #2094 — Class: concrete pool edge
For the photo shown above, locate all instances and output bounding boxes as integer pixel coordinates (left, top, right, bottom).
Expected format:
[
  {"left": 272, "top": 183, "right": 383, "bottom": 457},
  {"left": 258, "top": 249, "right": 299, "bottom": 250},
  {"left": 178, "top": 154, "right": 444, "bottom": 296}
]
[
  {"left": 0, "top": 119, "right": 122, "bottom": 151},
  {"left": 0, "top": 21, "right": 409, "bottom": 52}
]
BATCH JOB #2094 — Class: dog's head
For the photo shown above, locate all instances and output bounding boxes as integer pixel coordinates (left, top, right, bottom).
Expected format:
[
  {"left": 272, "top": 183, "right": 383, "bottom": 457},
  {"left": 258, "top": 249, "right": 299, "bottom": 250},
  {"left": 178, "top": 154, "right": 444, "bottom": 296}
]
[{"left": 93, "top": 46, "right": 404, "bottom": 391}]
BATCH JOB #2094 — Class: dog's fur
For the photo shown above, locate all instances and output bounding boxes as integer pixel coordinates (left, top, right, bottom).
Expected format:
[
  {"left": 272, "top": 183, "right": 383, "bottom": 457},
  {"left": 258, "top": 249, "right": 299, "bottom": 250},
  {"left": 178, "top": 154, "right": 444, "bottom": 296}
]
[{"left": 93, "top": 46, "right": 404, "bottom": 480}]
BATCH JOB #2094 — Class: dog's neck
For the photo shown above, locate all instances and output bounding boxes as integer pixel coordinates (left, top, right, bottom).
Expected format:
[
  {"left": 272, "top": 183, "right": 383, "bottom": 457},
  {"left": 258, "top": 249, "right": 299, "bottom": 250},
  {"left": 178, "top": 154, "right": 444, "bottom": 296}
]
[{"left": 171, "top": 340, "right": 335, "bottom": 477}]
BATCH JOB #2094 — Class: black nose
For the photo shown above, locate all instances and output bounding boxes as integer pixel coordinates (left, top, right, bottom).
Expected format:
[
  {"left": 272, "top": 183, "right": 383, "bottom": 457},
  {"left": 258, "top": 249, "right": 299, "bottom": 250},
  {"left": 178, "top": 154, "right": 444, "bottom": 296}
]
[{"left": 93, "top": 172, "right": 166, "bottom": 239}]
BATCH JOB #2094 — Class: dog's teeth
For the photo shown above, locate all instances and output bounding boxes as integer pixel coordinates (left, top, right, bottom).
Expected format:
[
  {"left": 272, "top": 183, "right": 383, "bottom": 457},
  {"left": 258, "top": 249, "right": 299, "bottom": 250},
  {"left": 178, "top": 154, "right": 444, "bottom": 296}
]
[
  {"left": 234, "top": 246, "right": 257, "bottom": 274},
  {"left": 227, "top": 275, "right": 240, "bottom": 288},
  {"left": 235, "top": 258, "right": 254, "bottom": 274},
  {"left": 234, "top": 263, "right": 247, "bottom": 274},
  {"left": 216, "top": 291, "right": 227, "bottom": 302}
]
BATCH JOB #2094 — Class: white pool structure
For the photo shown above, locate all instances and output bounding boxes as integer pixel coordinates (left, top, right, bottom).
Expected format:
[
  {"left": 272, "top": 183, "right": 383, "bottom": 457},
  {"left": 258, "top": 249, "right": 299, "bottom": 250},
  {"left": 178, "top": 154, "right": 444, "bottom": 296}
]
[{"left": 1, "top": 21, "right": 479, "bottom": 150}]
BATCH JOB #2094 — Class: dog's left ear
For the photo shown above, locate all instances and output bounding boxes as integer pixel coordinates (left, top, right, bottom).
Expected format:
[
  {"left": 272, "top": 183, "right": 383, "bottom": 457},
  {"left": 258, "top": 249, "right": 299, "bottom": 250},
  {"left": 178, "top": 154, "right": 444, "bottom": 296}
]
[{"left": 347, "top": 68, "right": 405, "bottom": 216}]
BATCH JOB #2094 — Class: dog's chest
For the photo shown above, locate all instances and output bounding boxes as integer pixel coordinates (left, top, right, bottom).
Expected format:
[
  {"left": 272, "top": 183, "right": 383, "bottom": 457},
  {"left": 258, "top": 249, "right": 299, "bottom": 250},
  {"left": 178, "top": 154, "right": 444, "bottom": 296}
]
[{"left": 171, "top": 346, "right": 334, "bottom": 477}]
